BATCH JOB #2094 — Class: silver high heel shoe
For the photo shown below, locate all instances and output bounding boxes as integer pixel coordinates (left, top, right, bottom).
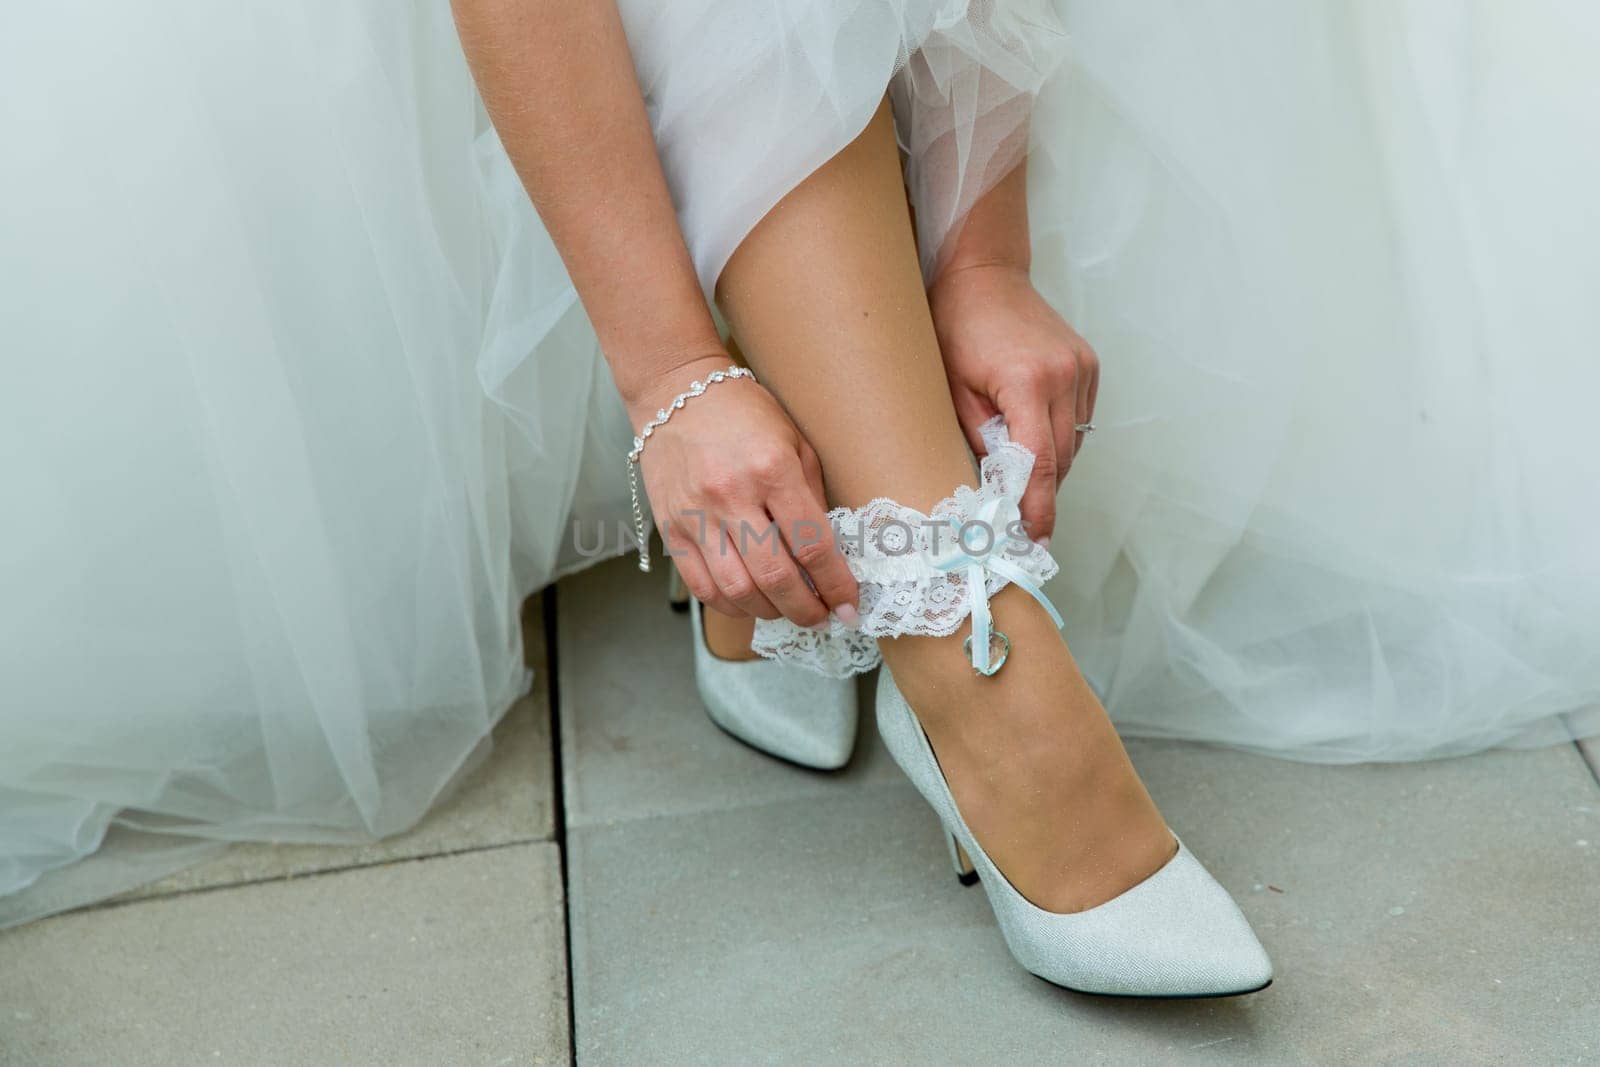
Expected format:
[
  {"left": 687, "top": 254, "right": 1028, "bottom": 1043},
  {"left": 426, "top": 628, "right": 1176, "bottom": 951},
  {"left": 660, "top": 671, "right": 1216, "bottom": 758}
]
[
  {"left": 732, "top": 415, "right": 1268, "bottom": 994},
  {"left": 876, "top": 669, "right": 1274, "bottom": 998},
  {"left": 681, "top": 583, "right": 858, "bottom": 770}
]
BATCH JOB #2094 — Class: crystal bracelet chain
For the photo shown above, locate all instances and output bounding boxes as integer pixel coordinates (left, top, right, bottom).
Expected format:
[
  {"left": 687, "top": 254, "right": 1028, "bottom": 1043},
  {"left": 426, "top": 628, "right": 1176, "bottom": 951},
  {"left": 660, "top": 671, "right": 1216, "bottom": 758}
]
[{"left": 627, "top": 365, "right": 756, "bottom": 573}]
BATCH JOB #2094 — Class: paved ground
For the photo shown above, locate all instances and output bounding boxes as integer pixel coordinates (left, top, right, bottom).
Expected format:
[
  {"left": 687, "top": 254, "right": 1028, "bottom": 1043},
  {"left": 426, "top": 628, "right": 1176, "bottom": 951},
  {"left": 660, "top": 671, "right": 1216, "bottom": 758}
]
[
  {"left": 0, "top": 598, "right": 567, "bottom": 1066},
  {"left": 5, "top": 560, "right": 1600, "bottom": 1063}
]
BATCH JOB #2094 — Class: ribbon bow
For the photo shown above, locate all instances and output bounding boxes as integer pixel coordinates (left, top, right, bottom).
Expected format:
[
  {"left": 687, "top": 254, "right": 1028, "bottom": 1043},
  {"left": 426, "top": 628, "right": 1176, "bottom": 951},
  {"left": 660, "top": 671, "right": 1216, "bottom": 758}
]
[{"left": 925, "top": 497, "right": 1064, "bottom": 675}]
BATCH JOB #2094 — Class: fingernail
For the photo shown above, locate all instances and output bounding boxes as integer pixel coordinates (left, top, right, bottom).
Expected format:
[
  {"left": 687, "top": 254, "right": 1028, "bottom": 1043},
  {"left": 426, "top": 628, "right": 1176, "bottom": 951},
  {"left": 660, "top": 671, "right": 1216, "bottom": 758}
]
[
  {"left": 1038, "top": 535, "right": 1051, "bottom": 550},
  {"left": 808, "top": 619, "right": 831, "bottom": 632},
  {"left": 834, "top": 603, "right": 860, "bottom": 629}
]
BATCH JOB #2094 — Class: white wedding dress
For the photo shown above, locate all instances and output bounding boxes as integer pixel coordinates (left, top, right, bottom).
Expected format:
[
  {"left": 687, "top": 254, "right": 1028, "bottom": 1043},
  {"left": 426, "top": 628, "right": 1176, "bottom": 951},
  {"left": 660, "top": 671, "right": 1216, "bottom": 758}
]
[{"left": 3, "top": 0, "right": 1596, "bottom": 926}]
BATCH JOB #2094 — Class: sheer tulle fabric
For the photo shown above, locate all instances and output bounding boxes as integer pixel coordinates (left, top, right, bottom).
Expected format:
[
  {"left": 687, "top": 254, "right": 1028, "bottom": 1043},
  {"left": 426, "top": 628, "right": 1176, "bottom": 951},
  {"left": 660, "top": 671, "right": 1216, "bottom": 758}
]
[
  {"left": 616, "top": 0, "right": 1066, "bottom": 288},
  {"left": 5, "top": 0, "right": 1598, "bottom": 929},
  {"left": 0, "top": 1, "right": 1062, "bottom": 925},
  {"left": 0, "top": 2, "right": 633, "bottom": 925},
  {"left": 1029, "top": 0, "right": 1600, "bottom": 761}
]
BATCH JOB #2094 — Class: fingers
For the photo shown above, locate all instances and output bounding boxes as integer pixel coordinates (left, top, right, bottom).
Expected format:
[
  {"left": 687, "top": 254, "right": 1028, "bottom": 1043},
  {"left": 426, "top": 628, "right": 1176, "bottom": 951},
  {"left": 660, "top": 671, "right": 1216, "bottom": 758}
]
[
  {"left": 696, "top": 520, "right": 783, "bottom": 620},
  {"left": 671, "top": 458, "right": 844, "bottom": 626},
  {"left": 998, "top": 389, "right": 1058, "bottom": 543},
  {"left": 1051, "top": 395, "right": 1078, "bottom": 480},
  {"left": 637, "top": 377, "right": 864, "bottom": 629},
  {"left": 767, "top": 453, "right": 858, "bottom": 619},
  {"left": 736, "top": 510, "right": 835, "bottom": 627},
  {"left": 1074, "top": 342, "right": 1100, "bottom": 458},
  {"left": 799, "top": 439, "right": 828, "bottom": 510},
  {"left": 661, "top": 531, "right": 741, "bottom": 617}
]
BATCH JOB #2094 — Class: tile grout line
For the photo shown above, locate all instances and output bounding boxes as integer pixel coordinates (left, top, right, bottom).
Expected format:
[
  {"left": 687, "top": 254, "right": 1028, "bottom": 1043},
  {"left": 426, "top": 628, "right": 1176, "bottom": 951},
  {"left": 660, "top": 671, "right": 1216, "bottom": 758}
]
[
  {"left": 1573, "top": 741, "right": 1600, "bottom": 789},
  {"left": 542, "top": 587, "right": 579, "bottom": 1067},
  {"left": 60, "top": 836, "right": 551, "bottom": 917},
  {"left": 1559, "top": 710, "right": 1600, "bottom": 789},
  {"left": 560, "top": 775, "right": 920, "bottom": 834}
]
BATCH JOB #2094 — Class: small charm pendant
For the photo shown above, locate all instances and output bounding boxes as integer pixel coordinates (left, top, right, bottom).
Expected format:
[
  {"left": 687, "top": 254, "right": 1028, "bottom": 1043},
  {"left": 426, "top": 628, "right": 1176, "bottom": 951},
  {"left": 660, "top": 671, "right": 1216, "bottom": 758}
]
[{"left": 963, "top": 630, "right": 1010, "bottom": 677}]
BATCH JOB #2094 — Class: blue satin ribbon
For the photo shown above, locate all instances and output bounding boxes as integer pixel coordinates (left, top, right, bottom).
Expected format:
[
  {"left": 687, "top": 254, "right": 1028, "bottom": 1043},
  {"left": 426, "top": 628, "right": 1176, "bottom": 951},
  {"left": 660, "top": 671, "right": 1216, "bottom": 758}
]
[{"left": 930, "top": 499, "right": 1064, "bottom": 675}]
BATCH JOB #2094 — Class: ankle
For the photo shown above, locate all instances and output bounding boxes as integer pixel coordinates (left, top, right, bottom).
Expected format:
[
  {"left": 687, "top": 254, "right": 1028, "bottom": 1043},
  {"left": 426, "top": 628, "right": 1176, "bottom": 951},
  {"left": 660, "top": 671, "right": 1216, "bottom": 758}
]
[
  {"left": 700, "top": 604, "right": 761, "bottom": 661},
  {"left": 880, "top": 587, "right": 1087, "bottom": 726}
]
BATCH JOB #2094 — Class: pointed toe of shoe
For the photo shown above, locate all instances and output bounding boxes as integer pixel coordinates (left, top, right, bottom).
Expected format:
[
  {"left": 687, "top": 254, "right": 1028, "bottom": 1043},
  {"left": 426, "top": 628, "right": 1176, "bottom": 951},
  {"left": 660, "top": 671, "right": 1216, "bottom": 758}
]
[
  {"left": 1013, "top": 843, "right": 1273, "bottom": 999},
  {"left": 874, "top": 669, "right": 1272, "bottom": 1000},
  {"left": 697, "top": 665, "right": 856, "bottom": 769},
  {"left": 689, "top": 600, "right": 858, "bottom": 769}
]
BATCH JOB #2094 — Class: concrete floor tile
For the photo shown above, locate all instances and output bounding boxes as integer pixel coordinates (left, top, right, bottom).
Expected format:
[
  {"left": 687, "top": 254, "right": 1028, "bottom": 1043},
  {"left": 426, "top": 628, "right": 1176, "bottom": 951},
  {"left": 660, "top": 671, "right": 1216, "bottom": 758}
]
[
  {"left": 557, "top": 559, "right": 903, "bottom": 828},
  {"left": 1130, "top": 739, "right": 1600, "bottom": 1062},
  {"left": 110, "top": 596, "right": 555, "bottom": 905},
  {"left": 566, "top": 742, "right": 1600, "bottom": 1064},
  {"left": 0, "top": 843, "right": 568, "bottom": 1066}
]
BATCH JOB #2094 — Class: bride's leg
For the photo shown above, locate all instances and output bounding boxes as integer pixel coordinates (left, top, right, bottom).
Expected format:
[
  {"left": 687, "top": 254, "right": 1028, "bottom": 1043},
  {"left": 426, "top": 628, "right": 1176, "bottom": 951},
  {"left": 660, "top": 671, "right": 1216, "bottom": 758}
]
[
  {"left": 716, "top": 98, "right": 1173, "bottom": 913},
  {"left": 697, "top": 590, "right": 763, "bottom": 660}
]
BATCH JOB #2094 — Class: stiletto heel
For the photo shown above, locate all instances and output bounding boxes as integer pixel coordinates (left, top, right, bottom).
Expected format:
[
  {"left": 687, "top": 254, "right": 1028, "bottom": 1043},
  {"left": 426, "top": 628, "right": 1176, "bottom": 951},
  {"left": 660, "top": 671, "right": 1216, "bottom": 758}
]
[
  {"left": 666, "top": 565, "right": 690, "bottom": 613},
  {"left": 877, "top": 670, "right": 1273, "bottom": 999},
  {"left": 946, "top": 830, "right": 979, "bottom": 886},
  {"left": 745, "top": 420, "right": 1269, "bottom": 994}
]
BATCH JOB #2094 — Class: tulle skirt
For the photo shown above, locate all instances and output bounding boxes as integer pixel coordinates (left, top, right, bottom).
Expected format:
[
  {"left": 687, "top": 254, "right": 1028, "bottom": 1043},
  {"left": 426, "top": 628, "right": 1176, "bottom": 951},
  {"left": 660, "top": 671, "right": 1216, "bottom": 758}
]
[
  {"left": 1, "top": 0, "right": 636, "bottom": 924},
  {"left": 615, "top": 0, "right": 1066, "bottom": 286},
  {"left": 0, "top": 0, "right": 1062, "bottom": 925},
  {"left": 4, "top": 0, "right": 1598, "bottom": 926},
  {"left": 1030, "top": 0, "right": 1600, "bottom": 761}
]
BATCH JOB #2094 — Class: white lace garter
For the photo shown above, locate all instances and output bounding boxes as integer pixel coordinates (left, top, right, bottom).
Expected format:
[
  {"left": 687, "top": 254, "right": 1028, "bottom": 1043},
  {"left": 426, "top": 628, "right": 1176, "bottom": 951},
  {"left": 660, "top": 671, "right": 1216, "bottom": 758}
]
[{"left": 751, "top": 417, "right": 1060, "bottom": 678}]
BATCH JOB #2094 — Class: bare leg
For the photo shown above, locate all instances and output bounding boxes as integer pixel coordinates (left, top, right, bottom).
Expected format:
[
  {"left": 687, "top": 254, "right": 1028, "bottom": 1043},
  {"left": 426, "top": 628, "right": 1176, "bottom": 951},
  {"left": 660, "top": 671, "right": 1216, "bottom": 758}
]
[
  {"left": 715, "top": 99, "right": 1173, "bottom": 913},
  {"left": 698, "top": 590, "right": 763, "bottom": 661}
]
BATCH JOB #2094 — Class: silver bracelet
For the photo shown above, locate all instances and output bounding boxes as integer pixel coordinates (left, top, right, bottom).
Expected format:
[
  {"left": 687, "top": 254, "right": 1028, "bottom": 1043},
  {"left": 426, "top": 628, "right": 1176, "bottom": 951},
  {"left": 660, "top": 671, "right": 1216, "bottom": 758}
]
[{"left": 627, "top": 365, "right": 756, "bottom": 573}]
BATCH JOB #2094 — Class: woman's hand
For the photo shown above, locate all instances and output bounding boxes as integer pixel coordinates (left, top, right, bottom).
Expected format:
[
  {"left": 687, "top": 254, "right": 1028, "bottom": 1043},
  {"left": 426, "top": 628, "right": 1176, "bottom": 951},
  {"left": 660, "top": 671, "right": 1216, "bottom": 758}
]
[
  {"left": 454, "top": 3, "right": 855, "bottom": 628},
  {"left": 929, "top": 263, "right": 1099, "bottom": 544},
  {"left": 627, "top": 353, "right": 859, "bottom": 626}
]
